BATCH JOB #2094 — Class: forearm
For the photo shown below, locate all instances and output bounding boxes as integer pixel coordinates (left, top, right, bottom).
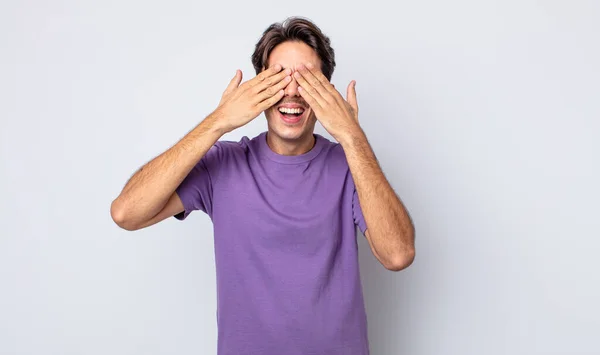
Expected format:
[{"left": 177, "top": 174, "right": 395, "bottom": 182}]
[
  {"left": 339, "top": 129, "right": 415, "bottom": 270},
  {"left": 111, "top": 112, "right": 225, "bottom": 228}
]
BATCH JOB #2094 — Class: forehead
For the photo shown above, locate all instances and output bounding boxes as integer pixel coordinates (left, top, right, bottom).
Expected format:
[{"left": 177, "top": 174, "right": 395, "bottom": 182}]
[{"left": 267, "top": 40, "right": 321, "bottom": 71}]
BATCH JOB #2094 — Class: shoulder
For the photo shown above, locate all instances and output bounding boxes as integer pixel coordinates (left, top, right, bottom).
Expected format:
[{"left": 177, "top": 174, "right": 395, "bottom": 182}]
[
  {"left": 209, "top": 135, "right": 252, "bottom": 159},
  {"left": 199, "top": 136, "right": 252, "bottom": 177},
  {"left": 316, "top": 136, "right": 357, "bottom": 192},
  {"left": 318, "top": 135, "right": 350, "bottom": 170}
]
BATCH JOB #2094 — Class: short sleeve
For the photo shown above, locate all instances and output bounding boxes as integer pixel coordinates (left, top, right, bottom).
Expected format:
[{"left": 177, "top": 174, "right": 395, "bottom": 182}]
[
  {"left": 352, "top": 185, "right": 368, "bottom": 235},
  {"left": 174, "top": 143, "right": 222, "bottom": 220}
]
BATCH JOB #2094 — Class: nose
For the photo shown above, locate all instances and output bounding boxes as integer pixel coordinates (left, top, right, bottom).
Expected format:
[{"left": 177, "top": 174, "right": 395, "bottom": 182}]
[{"left": 284, "top": 75, "right": 300, "bottom": 97}]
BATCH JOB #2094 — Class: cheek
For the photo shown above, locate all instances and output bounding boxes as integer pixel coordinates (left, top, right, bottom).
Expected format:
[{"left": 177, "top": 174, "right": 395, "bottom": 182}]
[{"left": 265, "top": 107, "right": 279, "bottom": 120}]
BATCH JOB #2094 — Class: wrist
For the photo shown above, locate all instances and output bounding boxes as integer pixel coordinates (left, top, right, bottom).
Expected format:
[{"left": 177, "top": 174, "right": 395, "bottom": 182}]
[
  {"left": 204, "top": 108, "right": 231, "bottom": 136},
  {"left": 337, "top": 125, "right": 366, "bottom": 148}
]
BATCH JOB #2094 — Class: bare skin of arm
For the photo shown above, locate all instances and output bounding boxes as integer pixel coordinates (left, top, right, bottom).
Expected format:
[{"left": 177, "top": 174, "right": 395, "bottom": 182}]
[
  {"left": 110, "top": 117, "right": 224, "bottom": 231},
  {"left": 341, "top": 132, "right": 415, "bottom": 271},
  {"left": 111, "top": 65, "right": 292, "bottom": 231},
  {"left": 294, "top": 63, "right": 415, "bottom": 271}
]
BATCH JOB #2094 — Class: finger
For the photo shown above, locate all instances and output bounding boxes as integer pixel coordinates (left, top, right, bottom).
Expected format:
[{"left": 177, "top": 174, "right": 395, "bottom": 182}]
[
  {"left": 294, "top": 71, "right": 328, "bottom": 107},
  {"left": 223, "top": 70, "right": 242, "bottom": 96},
  {"left": 248, "top": 64, "right": 283, "bottom": 87},
  {"left": 346, "top": 80, "right": 358, "bottom": 113},
  {"left": 300, "top": 64, "right": 340, "bottom": 102},
  {"left": 253, "top": 68, "right": 292, "bottom": 94},
  {"left": 256, "top": 89, "right": 285, "bottom": 111},
  {"left": 305, "top": 63, "right": 337, "bottom": 95},
  {"left": 256, "top": 74, "right": 292, "bottom": 103},
  {"left": 298, "top": 85, "right": 323, "bottom": 113},
  {"left": 295, "top": 65, "right": 331, "bottom": 102}
]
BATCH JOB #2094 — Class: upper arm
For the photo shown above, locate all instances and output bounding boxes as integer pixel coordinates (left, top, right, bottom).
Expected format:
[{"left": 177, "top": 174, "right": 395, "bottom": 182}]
[
  {"left": 174, "top": 142, "right": 226, "bottom": 220},
  {"left": 363, "top": 229, "right": 383, "bottom": 261},
  {"left": 352, "top": 180, "right": 368, "bottom": 235},
  {"left": 134, "top": 192, "right": 185, "bottom": 230}
]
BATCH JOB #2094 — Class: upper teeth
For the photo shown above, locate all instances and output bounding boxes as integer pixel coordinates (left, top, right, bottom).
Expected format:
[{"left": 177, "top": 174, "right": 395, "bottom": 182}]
[{"left": 279, "top": 107, "right": 304, "bottom": 114}]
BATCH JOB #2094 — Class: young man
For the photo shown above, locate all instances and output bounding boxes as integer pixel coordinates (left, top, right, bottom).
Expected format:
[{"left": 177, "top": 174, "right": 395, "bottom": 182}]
[{"left": 111, "top": 17, "right": 415, "bottom": 355}]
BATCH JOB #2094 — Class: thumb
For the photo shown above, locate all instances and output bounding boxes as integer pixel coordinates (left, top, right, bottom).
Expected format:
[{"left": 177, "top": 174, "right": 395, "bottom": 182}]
[
  {"left": 224, "top": 70, "right": 242, "bottom": 96},
  {"left": 346, "top": 80, "right": 358, "bottom": 113}
]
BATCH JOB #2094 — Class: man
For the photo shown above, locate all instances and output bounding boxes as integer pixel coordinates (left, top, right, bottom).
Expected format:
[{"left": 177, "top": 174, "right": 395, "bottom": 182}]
[{"left": 111, "top": 17, "right": 415, "bottom": 355}]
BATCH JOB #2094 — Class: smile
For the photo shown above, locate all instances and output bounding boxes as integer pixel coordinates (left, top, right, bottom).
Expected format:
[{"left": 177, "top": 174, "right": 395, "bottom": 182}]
[{"left": 277, "top": 106, "right": 306, "bottom": 124}]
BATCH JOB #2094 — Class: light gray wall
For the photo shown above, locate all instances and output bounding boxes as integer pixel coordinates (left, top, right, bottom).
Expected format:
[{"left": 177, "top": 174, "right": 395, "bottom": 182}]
[{"left": 1, "top": 1, "right": 598, "bottom": 354}]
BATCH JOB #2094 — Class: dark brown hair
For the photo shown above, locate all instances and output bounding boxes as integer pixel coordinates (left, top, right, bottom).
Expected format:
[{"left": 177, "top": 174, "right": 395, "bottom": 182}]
[{"left": 251, "top": 17, "right": 336, "bottom": 80}]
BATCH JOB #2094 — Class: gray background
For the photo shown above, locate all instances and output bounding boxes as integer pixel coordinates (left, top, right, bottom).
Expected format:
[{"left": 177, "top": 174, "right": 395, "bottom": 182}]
[{"left": 1, "top": 0, "right": 599, "bottom": 354}]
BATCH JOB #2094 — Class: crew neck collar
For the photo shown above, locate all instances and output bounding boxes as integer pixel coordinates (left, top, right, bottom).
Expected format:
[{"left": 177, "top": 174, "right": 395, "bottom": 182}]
[{"left": 258, "top": 131, "right": 326, "bottom": 164}]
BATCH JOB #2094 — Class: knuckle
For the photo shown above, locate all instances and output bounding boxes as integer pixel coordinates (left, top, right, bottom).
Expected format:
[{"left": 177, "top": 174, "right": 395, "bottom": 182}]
[{"left": 265, "top": 77, "right": 278, "bottom": 86}]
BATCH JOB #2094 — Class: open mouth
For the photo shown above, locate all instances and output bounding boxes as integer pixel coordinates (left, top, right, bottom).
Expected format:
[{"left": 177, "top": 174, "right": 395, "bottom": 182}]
[{"left": 277, "top": 106, "right": 306, "bottom": 124}]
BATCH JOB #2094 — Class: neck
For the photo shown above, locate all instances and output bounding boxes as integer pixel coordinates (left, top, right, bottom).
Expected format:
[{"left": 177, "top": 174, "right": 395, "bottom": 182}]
[{"left": 266, "top": 131, "right": 316, "bottom": 156}]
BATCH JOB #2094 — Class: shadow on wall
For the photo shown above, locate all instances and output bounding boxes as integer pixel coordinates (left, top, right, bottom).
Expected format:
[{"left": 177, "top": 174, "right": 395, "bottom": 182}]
[
  {"left": 354, "top": 75, "right": 426, "bottom": 355},
  {"left": 358, "top": 234, "right": 415, "bottom": 355}
]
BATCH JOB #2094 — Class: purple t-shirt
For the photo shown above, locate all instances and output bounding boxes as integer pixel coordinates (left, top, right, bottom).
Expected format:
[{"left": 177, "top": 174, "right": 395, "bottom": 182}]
[{"left": 175, "top": 131, "right": 369, "bottom": 355}]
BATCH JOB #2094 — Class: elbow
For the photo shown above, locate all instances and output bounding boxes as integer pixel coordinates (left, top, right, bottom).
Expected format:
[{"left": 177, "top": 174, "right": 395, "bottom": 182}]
[
  {"left": 384, "top": 247, "right": 415, "bottom": 272},
  {"left": 110, "top": 199, "right": 138, "bottom": 231}
]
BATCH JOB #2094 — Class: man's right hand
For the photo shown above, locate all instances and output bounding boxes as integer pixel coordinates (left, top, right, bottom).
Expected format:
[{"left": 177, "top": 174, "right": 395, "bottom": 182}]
[{"left": 214, "top": 64, "right": 292, "bottom": 133}]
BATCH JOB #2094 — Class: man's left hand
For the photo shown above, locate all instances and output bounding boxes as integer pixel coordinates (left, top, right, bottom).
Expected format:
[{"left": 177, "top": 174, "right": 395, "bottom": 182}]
[{"left": 294, "top": 63, "right": 362, "bottom": 143}]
